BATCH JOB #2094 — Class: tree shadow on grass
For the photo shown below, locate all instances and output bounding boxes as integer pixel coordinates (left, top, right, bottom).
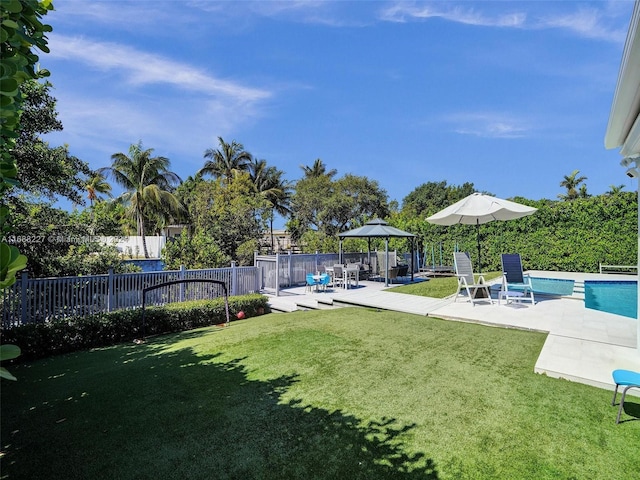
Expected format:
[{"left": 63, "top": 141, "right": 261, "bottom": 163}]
[
  {"left": 1, "top": 342, "right": 439, "bottom": 480},
  {"left": 618, "top": 398, "right": 640, "bottom": 423}
]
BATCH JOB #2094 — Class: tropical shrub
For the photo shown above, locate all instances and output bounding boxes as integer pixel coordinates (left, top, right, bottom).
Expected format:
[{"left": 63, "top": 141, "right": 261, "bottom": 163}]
[{"left": 2, "top": 294, "right": 269, "bottom": 361}]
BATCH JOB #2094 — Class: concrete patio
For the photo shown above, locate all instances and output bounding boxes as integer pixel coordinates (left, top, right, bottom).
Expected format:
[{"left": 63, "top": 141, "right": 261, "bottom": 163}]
[{"left": 265, "top": 271, "right": 640, "bottom": 394}]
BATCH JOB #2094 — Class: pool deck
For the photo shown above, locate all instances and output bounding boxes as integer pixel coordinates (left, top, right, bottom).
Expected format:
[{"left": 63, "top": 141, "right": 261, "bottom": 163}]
[{"left": 266, "top": 270, "right": 640, "bottom": 394}]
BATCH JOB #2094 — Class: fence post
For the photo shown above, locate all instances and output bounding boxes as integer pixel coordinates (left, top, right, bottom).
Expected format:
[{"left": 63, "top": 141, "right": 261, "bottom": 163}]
[
  {"left": 275, "top": 253, "right": 280, "bottom": 297},
  {"left": 179, "top": 265, "right": 185, "bottom": 302},
  {"left": 107, "top": 268, "right": 114, "bottom": 312},
  {"left": 231, "top": 261, "right": 237, "bottom": 296},
  {"left": 20, "top": 270, "right": 28, "bottom": 324}
]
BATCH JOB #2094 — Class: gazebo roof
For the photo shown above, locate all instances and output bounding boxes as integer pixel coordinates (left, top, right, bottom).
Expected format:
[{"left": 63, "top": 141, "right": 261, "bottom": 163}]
[{"left": 338, "top": 218, "right": 415, "bottom": 239}]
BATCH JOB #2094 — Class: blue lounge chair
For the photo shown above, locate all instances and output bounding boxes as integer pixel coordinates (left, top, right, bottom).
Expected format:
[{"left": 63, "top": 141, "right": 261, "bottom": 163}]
[
  {"left": 612, "top": 369, "right": 640, "bottom": 424},
  {"left": 500, "top": 254, "right": 535, "bottom": 305}
]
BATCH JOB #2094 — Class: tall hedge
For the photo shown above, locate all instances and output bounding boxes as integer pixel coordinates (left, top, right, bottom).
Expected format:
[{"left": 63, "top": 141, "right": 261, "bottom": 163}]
[{"left": 410, "top": 193, "right": 637, "bottom": 273}]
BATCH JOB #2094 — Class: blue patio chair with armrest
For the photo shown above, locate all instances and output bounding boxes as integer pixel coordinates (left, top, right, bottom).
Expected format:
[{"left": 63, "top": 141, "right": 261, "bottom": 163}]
[
  {"left": 453, "top": 252, "right": 492, "bottom": 306},
  {"left": 500, "top": 253, "right": 535, "bottom": 304},
  {"left": 612, "top": 369, "right": 640, "bottom": 424}
]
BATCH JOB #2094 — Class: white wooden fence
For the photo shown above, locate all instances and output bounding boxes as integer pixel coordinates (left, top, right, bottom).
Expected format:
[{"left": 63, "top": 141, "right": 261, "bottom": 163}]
[{"left": 1, "top": 264, "right": 260, "bottom": 328}]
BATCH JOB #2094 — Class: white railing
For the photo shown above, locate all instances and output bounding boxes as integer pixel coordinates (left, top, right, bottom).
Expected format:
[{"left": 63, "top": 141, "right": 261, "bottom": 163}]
[
  {"left": 1, "top": 264, "right": 260, "bottom": 328},
  {"left": 599, "top": 263, "right": 638, "bottom": 274}
]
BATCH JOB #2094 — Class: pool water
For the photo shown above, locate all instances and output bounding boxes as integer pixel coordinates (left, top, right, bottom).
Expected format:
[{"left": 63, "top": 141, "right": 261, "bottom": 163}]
[
  {"left": 585, "top": 281, "right": 637, "bottom": 319},
  {"left": 509, "top": 277, "right": 575, "bottom": 296}
]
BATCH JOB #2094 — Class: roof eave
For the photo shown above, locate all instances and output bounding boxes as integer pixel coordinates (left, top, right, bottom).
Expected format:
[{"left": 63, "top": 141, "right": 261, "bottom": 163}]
[{"left": 605, "top": 1, "right": 640, "bottom": 153}]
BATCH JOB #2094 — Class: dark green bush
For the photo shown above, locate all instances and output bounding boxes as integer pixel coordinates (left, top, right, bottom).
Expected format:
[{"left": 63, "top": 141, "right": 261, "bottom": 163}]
[
  {"left": 1, "top": 294, "right": 269, "bottom": 361},
  {"left": 397, "top": 193, "right": 637, "bottom": 273}
]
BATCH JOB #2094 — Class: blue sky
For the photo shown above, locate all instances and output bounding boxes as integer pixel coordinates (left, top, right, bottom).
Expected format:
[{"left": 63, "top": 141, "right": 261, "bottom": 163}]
[{"left": 43, "top": 1, "right": 635, "bottom": 225}]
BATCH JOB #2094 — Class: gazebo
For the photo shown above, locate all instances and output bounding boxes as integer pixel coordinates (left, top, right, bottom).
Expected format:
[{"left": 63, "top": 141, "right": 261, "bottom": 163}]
[{"left": 338, "top": 218, "right": 416, "bottom": 287}]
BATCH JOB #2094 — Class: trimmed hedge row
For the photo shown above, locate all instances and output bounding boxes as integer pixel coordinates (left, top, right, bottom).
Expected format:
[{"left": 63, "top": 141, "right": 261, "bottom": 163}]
[{"left": 1, "top": 294, "right": 269, "bottom": 361}]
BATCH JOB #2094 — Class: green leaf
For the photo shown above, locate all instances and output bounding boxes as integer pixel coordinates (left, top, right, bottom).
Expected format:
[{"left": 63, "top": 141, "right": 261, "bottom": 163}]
[
  {"left": 0, "top": 159, "right": 18, "bottom": 178},
  {"left": 0, "top": 367, "right": 17, "bottom": 381},
  {"left": 0, "top": 0, "right": 23, "bottom": 14},
  {"left": 2, "top": 19, "right": 19, "bottom": 29},
  {"left": 0, "top": 243, "right": 27, "bottom": 288},
  {"left": 0, "top": 344, "right": 21, "bottom": 361},
  {"left": 0, "top": 344, "right": 20, "bottom": 381},
  {"left": 0, "top": 25, "right": 9, "bottom": 43}
]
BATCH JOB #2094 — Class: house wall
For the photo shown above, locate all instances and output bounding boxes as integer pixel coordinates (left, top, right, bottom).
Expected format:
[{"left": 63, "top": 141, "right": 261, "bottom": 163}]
[{"left": 101, "top": 236, "right": 167, "bottom": 258}]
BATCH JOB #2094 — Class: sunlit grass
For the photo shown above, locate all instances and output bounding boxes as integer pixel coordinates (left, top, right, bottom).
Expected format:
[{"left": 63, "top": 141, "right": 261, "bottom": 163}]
[
  {"left": 390, "top": 271, "right": 502, "bottom": 298},
  {"left": 1, "top": 309, "right": 638, "bottom": 479}
]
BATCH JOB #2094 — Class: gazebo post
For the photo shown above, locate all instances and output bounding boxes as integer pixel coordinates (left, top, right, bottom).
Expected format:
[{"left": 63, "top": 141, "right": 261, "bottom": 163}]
[
  {"left": 410, "top": 237, "right": 415, "bottom": 281},
  {"left": 384, "top": 238, "right": 389, "bottom": 287}
]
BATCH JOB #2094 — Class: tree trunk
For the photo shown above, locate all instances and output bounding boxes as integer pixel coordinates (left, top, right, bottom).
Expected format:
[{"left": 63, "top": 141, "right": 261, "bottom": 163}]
[
  {"left": 89, "top": 199, "right": 96, "bottom": 236},
  {"left": 270, "top": 210, "right": 274, "bottom": 254},
  {"left": 138, "top": 211, "right": 149, "bottom": 258}
]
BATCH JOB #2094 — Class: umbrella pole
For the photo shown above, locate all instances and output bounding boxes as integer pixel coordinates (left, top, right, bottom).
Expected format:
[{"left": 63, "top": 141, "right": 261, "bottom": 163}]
[{"left": 476, "top": 221, "right": 481, "bottom": 273}]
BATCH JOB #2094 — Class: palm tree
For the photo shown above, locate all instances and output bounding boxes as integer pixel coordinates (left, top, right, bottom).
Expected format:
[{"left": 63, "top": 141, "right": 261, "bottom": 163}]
[
  {"left": 99, "top": 141, "right": 182, "bottom": 258},
  {"left": 200, "top": 136, "right": 252, "bottom": 182},
  {"left": 578, "top": 184, "right": 590, "bottom": 199},
  {"left": 85, "top": 173, "right": 113, "bottom": 235},
  {"left": 558, "top": 170, "right": 587, "bottom": 200},
  {"left": 85, "top": 172, "right": 112, "bottom": 207},
  {"left": 607, "top": 184, "right": 625, "bottom": 195},
  {"left": 249, "top": 158, "right": 292, "bottom": 253},
  {"left": 300, "top": 158, "right": 337, "bottom": 179}
]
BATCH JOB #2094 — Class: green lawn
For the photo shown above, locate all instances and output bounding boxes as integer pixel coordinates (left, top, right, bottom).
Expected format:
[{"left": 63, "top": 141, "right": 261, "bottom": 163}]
[
  {"left": 1, "top": 309, "right": 638, "bottom": 479},
  {"left": 390, "top": 272, "right": 503, "bottom": 298}
]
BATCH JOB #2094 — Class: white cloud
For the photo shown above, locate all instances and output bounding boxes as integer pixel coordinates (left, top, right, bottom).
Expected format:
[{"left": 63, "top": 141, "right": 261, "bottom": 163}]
[
  {"left": 379, "top": 1, "right": 628, "bottom": 43},
  {"left": 48, "top": 35, "right": 271, "bottom": 103},
  {"left": 536, "top": 8, "right": 627, "bottom": 43},
  {"left": 48, "top": 91, "right": 255, "bottom": 166},
  {"left": 444, "top": 112, "right": 530, "bottom": 139},
  {"left": 51, "top": 0, "right": 186, "bottom": 31},
  {"left": 379, "top": 3, "right": 526, "bottom": 28}
]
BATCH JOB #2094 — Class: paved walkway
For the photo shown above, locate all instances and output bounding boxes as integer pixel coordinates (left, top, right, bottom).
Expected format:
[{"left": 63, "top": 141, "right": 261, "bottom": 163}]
[{"left": 266, "top": 271, "right": 640, "bottom": 393}]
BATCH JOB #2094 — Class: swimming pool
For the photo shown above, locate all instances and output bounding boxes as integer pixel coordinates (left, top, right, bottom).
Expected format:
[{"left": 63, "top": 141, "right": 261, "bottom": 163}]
[
  {"left": 584, "top": 281, "right": 637, "bottom": 319},
  {"left": 508, "top": 277, "right": 575, "bottom": 296}
]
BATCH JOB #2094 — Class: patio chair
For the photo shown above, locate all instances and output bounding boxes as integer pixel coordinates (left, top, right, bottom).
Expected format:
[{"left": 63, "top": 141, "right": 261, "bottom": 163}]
[
  {"left": 612, "top": 369, "right": 640, "bottom": 424},
  {"left": 397, "top": 264, "right": 409, "bottom": 279},
  {"left": 345, "top": 264, "right": 360, "bottom": 288},
  {"left": 387, "top": 266, "right": 400, "bottom": 284},
  {"left": 332, "top": 265, "right": 346, "bottom": 289},
  {"left": 500, "top": 254, "right": 535, "bottom": 304},
  {"left": 318, "top": 273, "right": 331, "bottom": 291},
  {"left": 453, "top": 252, "right": 492, "bottom": 306},
  {"left": 305, "top": 273, "right": 319, "bottom": 292}
]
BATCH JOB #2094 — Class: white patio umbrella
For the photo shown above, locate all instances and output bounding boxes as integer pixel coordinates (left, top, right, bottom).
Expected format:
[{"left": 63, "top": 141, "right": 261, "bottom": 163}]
[{"left": 426, "top": 193, "right": 537, "bottom": 272}]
